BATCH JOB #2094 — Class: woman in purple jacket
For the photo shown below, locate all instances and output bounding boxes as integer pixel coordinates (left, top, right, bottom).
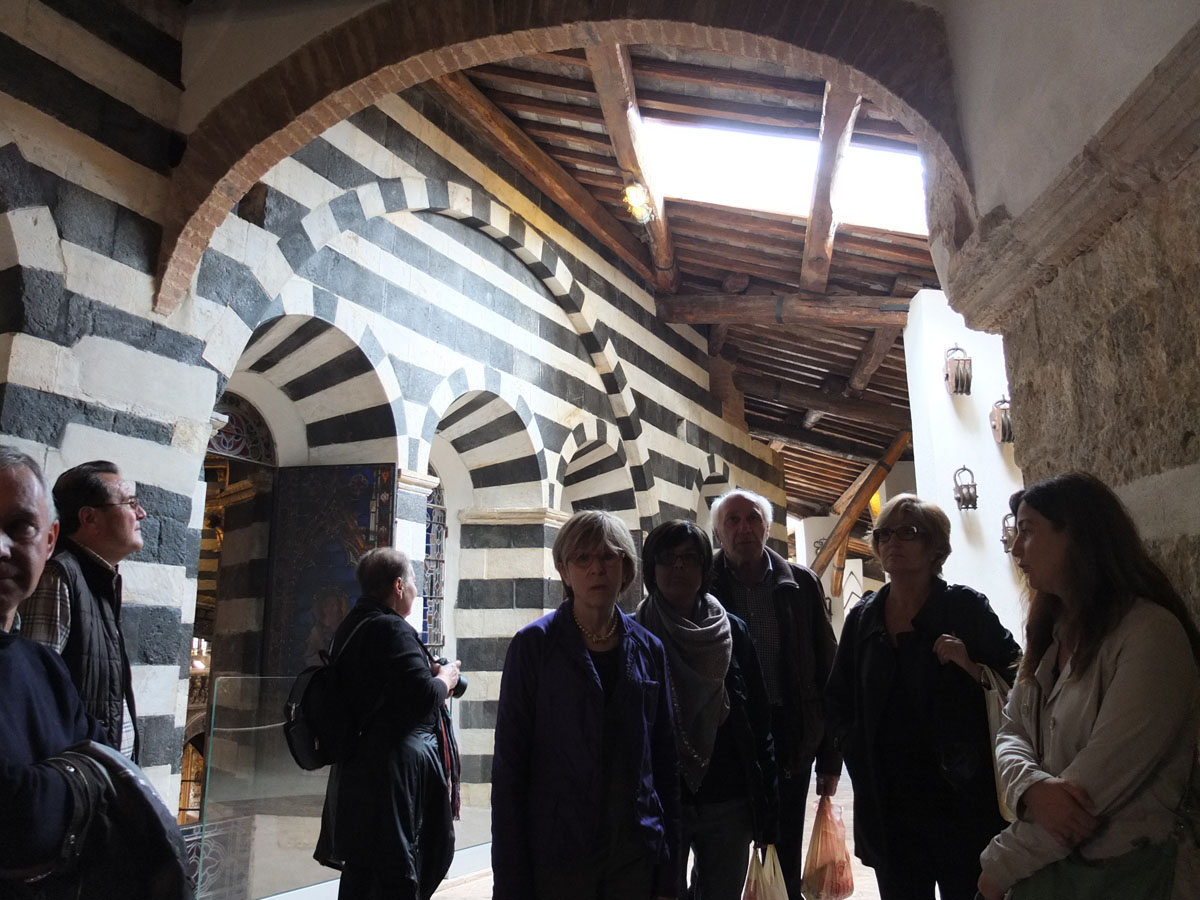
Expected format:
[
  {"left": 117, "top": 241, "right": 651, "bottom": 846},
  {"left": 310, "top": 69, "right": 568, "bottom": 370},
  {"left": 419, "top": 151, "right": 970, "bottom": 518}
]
[{"left": 491, "top": 510, "right": 680, "bottom": 900}]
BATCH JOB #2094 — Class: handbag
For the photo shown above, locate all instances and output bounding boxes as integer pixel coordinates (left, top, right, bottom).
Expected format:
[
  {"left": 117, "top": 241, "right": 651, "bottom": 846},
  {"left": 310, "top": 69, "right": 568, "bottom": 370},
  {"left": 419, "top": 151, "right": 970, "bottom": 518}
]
[
  {"left": 1010, "top": 748, "right": 1200, "bottom": 900},
  {"left": 1009, "top": 839, "right": 1176, "bottom": 900},
  {"left": 980, "top": 664, "right": 1017, "bottom": 822},
  {"left": 741, "top": 844, "right": 787, "bottom": 900}
]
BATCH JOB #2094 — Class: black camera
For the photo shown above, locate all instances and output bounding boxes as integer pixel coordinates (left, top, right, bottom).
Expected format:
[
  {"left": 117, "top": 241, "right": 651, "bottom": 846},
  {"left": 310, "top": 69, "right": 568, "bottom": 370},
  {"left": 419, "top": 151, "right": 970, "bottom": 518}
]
[{"left": 436, "top": 657, "right": 468, "bottom": 698}]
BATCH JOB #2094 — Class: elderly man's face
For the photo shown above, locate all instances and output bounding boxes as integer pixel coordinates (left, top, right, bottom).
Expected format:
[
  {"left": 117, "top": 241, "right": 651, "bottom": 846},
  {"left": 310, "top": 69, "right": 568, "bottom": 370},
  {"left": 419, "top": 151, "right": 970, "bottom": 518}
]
[
  {"left": 716, "top": 495, "right": 769, "bottom": 568},
  {"left": 0, "top": 465, "right": 58, "bottom": 627}
]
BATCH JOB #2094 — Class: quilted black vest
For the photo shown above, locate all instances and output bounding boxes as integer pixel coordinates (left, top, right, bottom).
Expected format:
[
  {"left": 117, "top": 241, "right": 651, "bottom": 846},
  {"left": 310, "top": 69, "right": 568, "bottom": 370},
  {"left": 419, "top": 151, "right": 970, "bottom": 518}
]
[{"left": 53, "top": 543, "right": 139, "bottom": 762}]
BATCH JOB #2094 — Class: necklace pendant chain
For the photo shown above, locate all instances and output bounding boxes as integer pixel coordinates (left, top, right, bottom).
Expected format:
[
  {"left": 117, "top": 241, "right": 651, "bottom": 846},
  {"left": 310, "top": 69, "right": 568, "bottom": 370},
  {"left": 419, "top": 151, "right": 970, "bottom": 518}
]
[{"left": 573, "top": 606, "right": 618, "bottom": 643}]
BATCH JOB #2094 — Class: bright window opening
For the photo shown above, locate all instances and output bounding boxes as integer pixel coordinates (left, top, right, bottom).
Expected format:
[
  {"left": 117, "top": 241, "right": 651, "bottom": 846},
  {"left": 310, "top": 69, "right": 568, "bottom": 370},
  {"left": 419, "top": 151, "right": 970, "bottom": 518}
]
[{"left": 641, "top": 120, "right": 928, "bottom": 236}]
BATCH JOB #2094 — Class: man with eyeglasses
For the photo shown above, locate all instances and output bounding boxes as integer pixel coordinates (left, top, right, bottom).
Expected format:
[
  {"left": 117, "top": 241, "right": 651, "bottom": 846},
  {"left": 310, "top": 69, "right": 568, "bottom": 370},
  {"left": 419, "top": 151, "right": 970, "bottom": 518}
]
[
  {"left": 709, "top": 489, "right": 840, "bottom": 900},
  {"left": 21, "top": 460, "right": 146, "bottom": 760}
]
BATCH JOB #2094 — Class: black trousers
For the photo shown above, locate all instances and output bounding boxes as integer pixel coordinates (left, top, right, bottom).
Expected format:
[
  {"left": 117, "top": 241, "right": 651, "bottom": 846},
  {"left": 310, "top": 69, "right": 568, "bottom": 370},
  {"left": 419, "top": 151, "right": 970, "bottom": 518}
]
[{"left": 772, "top": 707, "right": 815, "bottom": 900}]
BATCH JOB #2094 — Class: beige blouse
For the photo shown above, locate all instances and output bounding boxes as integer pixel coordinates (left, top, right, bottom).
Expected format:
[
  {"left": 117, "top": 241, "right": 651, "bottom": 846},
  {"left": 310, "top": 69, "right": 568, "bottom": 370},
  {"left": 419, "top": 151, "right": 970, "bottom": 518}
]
[{"left": 981, "top": 600, "right": 1200, "bottom": 896}]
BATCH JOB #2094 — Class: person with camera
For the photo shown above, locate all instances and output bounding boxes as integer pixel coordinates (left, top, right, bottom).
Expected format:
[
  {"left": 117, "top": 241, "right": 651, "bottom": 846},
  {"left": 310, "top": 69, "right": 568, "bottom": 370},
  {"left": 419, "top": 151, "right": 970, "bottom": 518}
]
[{"left": 315, "top": 547, "right": 462, "bottom": 900}]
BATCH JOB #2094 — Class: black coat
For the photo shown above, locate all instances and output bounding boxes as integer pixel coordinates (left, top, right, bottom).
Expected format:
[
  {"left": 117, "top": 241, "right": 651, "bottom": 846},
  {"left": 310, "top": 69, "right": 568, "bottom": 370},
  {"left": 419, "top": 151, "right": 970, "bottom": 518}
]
[
  {"left": 696, "top": 613, "right": 779, "bottom": 845},
  {"left": 824, "top": 580, "right": 1021, "bottom": 869},
  {"left": 314, "top": 601, "right": 453, "bottom": 898},
  {"left": 710, "top": 548, "right": 840, "bottom": 777}
]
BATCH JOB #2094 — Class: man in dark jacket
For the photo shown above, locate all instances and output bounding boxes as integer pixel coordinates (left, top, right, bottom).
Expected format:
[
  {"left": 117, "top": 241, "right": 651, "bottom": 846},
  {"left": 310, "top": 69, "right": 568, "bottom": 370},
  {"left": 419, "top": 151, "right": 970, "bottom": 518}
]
[
  {"left": 709, "top": 489, "right": 841, "bottom": 900},
  {"left": 0, "top": 447, "right": 95, "bottom": 877},
  {"left": 1, "top": 446, "right": 193, "bottom": 899},
  {"left": 21, "top": 461, "right": 145, "bottom": 760}
]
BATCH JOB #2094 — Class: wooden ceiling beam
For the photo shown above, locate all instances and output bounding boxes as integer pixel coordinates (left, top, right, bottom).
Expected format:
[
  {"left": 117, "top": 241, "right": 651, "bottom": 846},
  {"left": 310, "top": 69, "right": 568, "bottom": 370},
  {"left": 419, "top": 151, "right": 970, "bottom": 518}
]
[
  {"left": 470, "top": 64, "right": 596, "bottom": 100},
  {"left": 430, "top": 72, "right": 654, "bottom": 284},
  {"left": 812, "top": 431, "right": 911, "bottom": 576},
  {"left": 522, "top": 121, "right": 613, "bottom": 153},
  {"left": 736, "top": 372, "right": 911, "bottom": 431},
  {"left": 744, "top": 416, "right": 882, "bottom": 463},
  {"left": 638, "top": 90, "right": 822, "bottom": 129},
  {"left": 487, "top": 89, "right": 606, "bottom": 126},
  {"left": 627, "top": 56, "right": 827, "bottom": 104},
  {"left": 544, "top": 146, "right": 620, "bottom": 171},
  {"left": 806, "top": 323, "right": 901, "bottom": 430},
  {"left": 849, "top": 326, "right": 903, "bottom": 392},
  {"left": 658, "top": 293, "right": 908, "bottom": 328},
  {"left": 800, "top": 86, "right": 862, "bottom": 295},
  {"left": 585, "top": 43, "right": 679, "bottom": 292}
]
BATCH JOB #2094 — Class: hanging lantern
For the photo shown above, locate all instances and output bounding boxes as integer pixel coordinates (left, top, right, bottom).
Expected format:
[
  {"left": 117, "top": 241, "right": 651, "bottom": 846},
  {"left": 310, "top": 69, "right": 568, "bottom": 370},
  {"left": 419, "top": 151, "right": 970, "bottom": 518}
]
[
  {"left": 1000, "top": 513, "right": 1017, "bottom": 552},
  {"left": 953, "top": 465, "right": 978, "bottom": 510},
  {"left": 944, "top": 346, "right": 973, "bottom": 395},
  {"left": 990, "top": 397, "right": 1014, "bottom": 443}
]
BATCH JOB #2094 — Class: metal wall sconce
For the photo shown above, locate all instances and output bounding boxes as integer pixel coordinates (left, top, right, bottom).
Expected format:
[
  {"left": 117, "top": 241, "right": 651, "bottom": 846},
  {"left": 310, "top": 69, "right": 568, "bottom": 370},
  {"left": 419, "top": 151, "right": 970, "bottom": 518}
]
[
  {"left": 944, "top": 346, "right": 973, "bottom": 395},
  {"left": 1000, "top": 512, "right": 1016, "bottom": 552},
  {"left": 990, "top": 397, "right": 1014, "bottom": 443},
  {"left": 622, "top": 183, "right": 653, "bottom": 225},
  {"left": 953, "top": 465, "right": 978, "bottom": 510}
]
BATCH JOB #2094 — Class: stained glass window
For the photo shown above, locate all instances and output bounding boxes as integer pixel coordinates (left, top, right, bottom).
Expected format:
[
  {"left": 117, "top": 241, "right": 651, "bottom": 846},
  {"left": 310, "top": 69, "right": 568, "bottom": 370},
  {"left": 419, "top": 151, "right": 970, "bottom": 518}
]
[
  {"left": 208, "top": 393, "right": 276, "bottom": 465},
  {"left": 423, "top": 480, "right": 446, "bottom": 647}
]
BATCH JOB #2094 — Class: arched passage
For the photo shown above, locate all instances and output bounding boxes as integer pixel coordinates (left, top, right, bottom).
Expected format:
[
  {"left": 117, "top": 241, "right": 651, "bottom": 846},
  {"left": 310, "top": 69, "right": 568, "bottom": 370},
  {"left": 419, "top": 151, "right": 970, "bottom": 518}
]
[{"left": 158, "top": 5, "right": 974, "bottom": 313}]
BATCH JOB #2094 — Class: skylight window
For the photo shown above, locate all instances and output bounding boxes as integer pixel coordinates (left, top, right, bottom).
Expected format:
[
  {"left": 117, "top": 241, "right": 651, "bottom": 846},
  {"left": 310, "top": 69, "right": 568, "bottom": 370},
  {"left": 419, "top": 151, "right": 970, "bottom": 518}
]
[{"left": 641, "top": 120, "right": 928, "bottom": 236}]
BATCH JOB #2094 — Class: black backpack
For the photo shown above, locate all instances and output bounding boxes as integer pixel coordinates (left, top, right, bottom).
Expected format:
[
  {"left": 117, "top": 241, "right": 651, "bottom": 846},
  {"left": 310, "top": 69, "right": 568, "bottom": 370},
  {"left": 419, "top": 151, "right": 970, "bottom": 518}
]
[{"left": 283, "top": 615, "right": 375, "bottom": 770}]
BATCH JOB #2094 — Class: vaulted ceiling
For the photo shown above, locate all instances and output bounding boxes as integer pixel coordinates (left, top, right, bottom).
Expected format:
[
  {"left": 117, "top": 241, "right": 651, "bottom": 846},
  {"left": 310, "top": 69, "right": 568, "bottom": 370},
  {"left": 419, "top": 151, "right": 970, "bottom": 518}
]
[{"left": 429, "top": 44, "right": 932, "bottom": 574}]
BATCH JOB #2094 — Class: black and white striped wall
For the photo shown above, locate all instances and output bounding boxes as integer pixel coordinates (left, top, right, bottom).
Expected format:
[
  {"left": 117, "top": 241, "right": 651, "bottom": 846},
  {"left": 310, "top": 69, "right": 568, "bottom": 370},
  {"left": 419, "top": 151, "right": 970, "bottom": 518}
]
[{"left": 0, "top": 4, "right": 789, "bottom": 809}]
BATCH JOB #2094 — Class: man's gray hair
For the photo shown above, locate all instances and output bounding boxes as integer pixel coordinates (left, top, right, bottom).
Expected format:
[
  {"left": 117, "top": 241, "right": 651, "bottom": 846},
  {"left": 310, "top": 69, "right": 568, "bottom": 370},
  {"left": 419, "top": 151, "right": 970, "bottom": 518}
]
[
  {"left": 0, "top": 446, "right": 55, "bottom": 518},
  {"left": 710, "top": 488, "right": 774, "bottom": 535}
]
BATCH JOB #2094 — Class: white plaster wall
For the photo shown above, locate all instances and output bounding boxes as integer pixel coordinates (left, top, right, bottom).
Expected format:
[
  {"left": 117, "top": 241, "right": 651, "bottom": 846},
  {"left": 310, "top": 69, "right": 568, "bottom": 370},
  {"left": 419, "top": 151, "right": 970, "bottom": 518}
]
[
  {"left": 792, "top": 514, "right": 861, "bottom": 638},
  {"left": 941, "top": 0, "right": 1199, "bottom": 219},
  {"left": 903, "top": 289, "right": 1025, "bottom": 641},
  {"left": 178, "top": 0, "right": 382, "bottom": 131}
]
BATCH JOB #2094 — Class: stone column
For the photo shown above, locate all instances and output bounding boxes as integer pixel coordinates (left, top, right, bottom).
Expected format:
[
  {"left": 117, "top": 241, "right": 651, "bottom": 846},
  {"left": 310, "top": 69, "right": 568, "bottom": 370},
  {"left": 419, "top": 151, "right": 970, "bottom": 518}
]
[{"left": 452, "top": 506, "right": 568, "bottom": 807}]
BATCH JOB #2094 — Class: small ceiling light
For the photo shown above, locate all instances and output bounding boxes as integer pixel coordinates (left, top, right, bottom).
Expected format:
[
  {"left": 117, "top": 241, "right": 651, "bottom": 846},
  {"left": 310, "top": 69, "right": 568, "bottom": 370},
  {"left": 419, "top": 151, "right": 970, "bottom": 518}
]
[{"left": 623, "top": 183, "right": 653, "bottom": 225}]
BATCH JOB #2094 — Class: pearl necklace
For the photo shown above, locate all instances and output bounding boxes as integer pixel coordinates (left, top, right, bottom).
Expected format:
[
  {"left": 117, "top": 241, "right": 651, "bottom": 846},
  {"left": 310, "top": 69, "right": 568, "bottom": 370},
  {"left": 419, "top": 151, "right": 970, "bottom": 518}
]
[{"left": 573, "top": 605, "right": 618, "bottom": 643}]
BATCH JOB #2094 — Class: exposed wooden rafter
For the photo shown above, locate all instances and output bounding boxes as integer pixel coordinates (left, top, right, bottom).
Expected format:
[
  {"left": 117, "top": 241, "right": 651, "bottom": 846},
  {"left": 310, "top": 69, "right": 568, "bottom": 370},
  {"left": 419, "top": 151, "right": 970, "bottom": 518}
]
[
  {"left": 745, "top": 417, "right": 882, "bottom": 464},
  {"left": 657, "top": 293, "right": 908, "bottom": 328},
  {"left": 585, "top": 43, "right": 679, "bottom": 292},
  {"left": 812, "top": 431, "right": 912, "bottom": 576},
  {"left": 800, "top": 87, "right": 862, "bottom": 295},
  {"left": 737, "top": 373, "right": 911, "bottom": 431},
  {"left": 430, "top": 72, "right": 654, "bottom": 284}
]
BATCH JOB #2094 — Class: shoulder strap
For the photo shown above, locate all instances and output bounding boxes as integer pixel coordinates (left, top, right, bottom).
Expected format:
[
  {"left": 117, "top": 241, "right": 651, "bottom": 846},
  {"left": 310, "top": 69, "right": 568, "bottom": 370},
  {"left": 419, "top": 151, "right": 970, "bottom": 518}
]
[{"left": 328, "top": 611, "right": 377, "bottom": 661}]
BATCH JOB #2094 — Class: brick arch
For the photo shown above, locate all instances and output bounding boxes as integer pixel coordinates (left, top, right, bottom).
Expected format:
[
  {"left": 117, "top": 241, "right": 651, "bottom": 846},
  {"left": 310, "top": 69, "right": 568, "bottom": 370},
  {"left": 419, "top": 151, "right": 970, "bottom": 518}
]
[{"left": 159, "top": 4, "right": 974, "bottom": 313}]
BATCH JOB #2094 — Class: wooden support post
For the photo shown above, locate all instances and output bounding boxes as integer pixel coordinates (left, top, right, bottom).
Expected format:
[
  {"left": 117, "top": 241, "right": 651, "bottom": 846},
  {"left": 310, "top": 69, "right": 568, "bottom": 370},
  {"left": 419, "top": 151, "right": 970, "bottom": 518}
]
[
  {"left": 586, "top": 43, "right": 679, "bottom": 292},
  {"left": 812, "top": 431, "right": 911, "bottom": 576},
  {"left": 799, "top": 87, "right": 862, "bottom": 294}
]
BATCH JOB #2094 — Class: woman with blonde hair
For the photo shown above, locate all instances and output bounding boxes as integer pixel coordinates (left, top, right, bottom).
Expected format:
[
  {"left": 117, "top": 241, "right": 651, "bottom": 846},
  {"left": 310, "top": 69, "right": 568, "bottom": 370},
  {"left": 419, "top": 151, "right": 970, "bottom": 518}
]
[
  {"left": 977, "top": 473, "right": 1200, "bottom": 900},
  {"left": 826, "top": 493, "right": 1020, "bottom": 900},
  {"left": 491, "top": 510, "right": 679, "bottom": 900}
]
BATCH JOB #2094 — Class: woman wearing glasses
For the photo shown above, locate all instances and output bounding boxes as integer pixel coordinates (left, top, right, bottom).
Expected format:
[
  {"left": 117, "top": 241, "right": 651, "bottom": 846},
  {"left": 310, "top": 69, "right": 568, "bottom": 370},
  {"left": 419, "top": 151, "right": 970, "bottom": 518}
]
[
  {"left": 634, "top": 520, "right": 777, "bottom": 900},
  {"left": 491, "top": 510, "right": 680, "bottom": 900},
  {"left": 825, "top": 494, "right": 1021, "bottom": 900}
]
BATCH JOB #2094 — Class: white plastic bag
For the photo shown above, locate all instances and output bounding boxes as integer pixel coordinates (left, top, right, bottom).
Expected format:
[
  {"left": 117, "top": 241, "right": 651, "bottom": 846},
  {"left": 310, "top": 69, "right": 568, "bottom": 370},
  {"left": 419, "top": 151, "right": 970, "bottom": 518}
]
[
  {"left": 800, "top": 796, "right": 854, "bottom": 900},
  {"left": 742, "top": 844, "right": 788, "bottom": 900}
]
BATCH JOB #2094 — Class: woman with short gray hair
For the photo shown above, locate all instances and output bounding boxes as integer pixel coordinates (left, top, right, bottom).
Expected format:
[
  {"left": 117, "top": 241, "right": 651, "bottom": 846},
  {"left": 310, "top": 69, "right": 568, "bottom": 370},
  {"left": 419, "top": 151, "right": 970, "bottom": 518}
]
[{"left": 492, "top": 510, "right": 680, "bottom": 900}]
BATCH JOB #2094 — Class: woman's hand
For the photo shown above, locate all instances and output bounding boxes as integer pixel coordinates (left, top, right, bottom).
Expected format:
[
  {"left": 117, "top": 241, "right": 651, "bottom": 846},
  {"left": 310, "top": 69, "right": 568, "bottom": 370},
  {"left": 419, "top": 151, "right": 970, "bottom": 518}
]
[
  {"left": 1021, "top": 777, "right": 1099, "bottom": 847},
  {"left": 433, "top": 658, "right": 461, "bottom": 695},
  {"left": 977, "top": 870, "right": 1006, "bottom": 900},
  {"left": 934, "top": 633, "right": 981, "bottom": 681}
]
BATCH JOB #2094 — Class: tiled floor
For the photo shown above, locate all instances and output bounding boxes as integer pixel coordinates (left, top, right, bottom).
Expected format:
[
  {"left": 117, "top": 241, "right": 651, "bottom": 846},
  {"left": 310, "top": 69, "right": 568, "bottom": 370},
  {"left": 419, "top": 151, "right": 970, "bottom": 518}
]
[{"left": 433, "top": 771, "right": 883, "bottom": 900}]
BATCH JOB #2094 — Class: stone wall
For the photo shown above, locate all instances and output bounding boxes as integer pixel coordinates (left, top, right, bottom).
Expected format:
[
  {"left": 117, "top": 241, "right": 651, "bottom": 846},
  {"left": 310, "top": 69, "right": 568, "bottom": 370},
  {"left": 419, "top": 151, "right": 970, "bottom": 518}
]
[{"left": 1003, "top": 157, "right": 1200, "bottom": 602}]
